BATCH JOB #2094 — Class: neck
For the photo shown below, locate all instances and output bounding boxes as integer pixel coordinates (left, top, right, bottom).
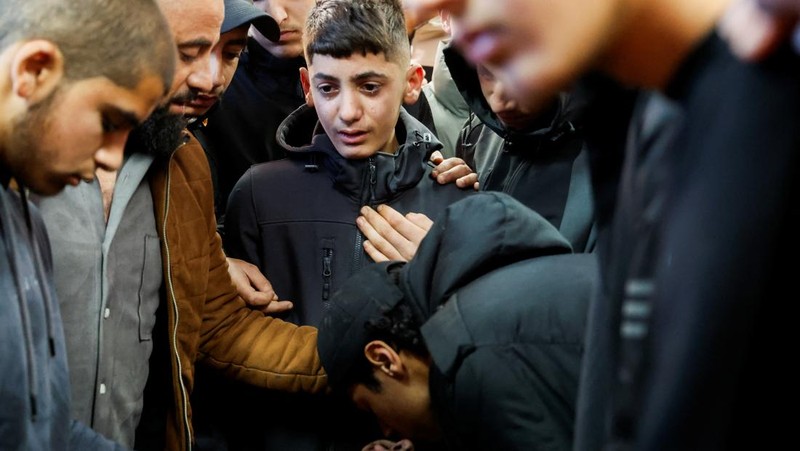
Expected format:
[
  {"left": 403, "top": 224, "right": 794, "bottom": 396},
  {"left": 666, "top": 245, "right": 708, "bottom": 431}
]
[{"left": 600, "top": 0, "right": 731, "bottom": 89}]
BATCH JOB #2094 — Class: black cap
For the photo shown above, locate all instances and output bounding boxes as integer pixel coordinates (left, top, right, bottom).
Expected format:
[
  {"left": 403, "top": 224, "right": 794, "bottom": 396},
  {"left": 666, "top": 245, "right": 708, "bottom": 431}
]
[
  {"left": 222, "top": 0, "right": 280, "bottom": 42},
  {"left": 317, "top": 261, "right": 407, "bottom": 389}
]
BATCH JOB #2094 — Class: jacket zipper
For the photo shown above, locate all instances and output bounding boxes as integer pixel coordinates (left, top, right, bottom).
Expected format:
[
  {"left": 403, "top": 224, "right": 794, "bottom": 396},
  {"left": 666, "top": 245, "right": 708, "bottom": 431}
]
[
  {"left": 322, "top": 248, "right": 333, "bottom": 301},
  {"left": 161, "top": 154, "right": 193, "bottom": 451},
  {"left": 352, "top": 157, "right": 377, "bottom": 271}
]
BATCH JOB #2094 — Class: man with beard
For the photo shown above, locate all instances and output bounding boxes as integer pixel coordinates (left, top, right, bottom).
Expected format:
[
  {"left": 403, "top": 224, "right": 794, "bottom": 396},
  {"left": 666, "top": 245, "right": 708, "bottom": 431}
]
[
  {"left": 1, "top": 0, "right": 174, "bottom": 448},
  {"left": 35, "top": 1, "right": 326, "bottom": 450}
]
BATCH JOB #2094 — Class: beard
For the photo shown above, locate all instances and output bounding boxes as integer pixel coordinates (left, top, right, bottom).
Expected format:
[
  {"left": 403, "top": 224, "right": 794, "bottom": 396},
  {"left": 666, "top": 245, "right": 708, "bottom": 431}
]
[
  {"left": 5, "top": 87, "right": 63, "bottom": 195},
  {"left": 124, "top": 105, "right": 188, "bottom": 160}
]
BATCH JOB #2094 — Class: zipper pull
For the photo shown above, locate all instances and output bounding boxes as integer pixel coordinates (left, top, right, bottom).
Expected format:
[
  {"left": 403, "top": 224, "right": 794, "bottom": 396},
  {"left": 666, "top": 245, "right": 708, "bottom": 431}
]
[{"left": 322, "top": 249, "right": 333, "bottom": 301}]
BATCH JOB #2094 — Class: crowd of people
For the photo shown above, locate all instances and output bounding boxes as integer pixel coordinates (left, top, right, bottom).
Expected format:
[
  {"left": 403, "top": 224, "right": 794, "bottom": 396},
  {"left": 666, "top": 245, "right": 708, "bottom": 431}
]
[{"left": 1, "top": 0, "right": 796, "bottom": 450}]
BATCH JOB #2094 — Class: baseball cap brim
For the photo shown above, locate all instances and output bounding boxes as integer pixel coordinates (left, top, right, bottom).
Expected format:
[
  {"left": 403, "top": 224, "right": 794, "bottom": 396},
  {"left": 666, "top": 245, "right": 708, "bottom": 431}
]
[{"left": 222, "top": 0, "right": 280, "bottom": 42}]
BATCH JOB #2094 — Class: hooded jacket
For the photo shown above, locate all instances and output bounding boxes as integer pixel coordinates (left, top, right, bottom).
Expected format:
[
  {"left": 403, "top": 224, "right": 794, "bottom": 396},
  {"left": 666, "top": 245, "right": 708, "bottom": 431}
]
[
  {"left": 446, "top": 45, "right": 597, "bottom": 252},
  {"left": 1, "top": 176, "right": 123, "bottom": 450},
  {"left": 318, "top": 192, "right": 597, "bottom": 450},
  {"left": 412, "top": 193, "right": 595, "bottom": 450},
  {"left": 143, "top": 135, "right": 326, "bottom": 451},
  {"left": 224, "top": 104, "right": 472, "bottom": 328}
]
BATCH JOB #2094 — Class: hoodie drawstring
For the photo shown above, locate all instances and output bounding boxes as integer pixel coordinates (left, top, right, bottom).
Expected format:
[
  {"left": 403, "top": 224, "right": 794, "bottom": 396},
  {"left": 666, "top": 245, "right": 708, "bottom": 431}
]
[
  {"left": 20, "top": 188, "right": 57, "bottom": 357},
  {"left": 0, "top": 186, "right": 40, "bottom": 420}
]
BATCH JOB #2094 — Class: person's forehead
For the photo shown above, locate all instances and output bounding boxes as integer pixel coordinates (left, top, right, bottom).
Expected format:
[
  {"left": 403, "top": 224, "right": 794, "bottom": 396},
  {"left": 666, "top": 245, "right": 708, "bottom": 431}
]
[
  {"left": 309, "top": 53, "right": 403, "bottom": 80},
  {"left": 162, "top": 0, "right": 224, "bottom": 45}
]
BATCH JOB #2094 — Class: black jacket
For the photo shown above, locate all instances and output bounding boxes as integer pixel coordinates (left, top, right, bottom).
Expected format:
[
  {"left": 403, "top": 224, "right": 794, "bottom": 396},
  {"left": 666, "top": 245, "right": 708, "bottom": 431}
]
[
  {"left": 224, "top": 104, "right": 472, "bottom": 327},
  {"left": 446, "top": 45, "right": 597, "bottom": 252},
  {"left": 402, "top": 193, "right": 597, "bottom": 450}
]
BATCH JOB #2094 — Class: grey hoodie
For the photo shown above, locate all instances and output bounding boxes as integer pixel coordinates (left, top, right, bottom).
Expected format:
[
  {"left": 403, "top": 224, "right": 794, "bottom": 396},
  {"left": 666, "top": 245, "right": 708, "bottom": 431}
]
[{"left": 0, "top": 177, "right": 123, "bottom": 450}]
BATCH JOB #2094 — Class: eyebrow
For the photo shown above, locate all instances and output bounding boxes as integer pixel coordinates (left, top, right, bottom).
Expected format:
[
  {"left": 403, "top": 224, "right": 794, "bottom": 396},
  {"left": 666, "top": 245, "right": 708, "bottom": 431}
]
[
  {"left": 178, "top": 38, "right": 214, "bottom": 49},
  {"left": 102, "top": 104, "right": 142, "bottom": 129},
  {"left": 222, "top": 38, "right": 248, "bottom": 48},
  {"left": 313, "top": 71, "right": 390, "bottom": 83}
]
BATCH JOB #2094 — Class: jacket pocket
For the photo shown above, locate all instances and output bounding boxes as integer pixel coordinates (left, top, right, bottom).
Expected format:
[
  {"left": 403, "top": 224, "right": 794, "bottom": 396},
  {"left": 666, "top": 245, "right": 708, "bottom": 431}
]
[{"left": 321, "top": 239, "right": 335, "bottom": 302}]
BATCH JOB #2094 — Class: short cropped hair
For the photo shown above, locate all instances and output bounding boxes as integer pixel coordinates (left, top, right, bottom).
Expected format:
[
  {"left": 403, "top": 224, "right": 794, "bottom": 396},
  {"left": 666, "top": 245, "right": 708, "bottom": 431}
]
[
  {"left": 0, "top": 0, "right": 175, "bottom": 93},
  {"left": 304, "top": 0, "right": 409, "bottom": 66}
]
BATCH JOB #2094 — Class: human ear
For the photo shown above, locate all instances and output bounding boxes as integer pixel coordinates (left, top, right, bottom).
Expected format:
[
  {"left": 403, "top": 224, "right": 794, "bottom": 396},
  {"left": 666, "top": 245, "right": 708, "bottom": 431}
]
[
  {"left": 364, "top": 340, "right": 404, "bottom": 378},
  {"left": 403, "top": 62, "right": 424, "bottom": 105},
  {"left": 10, "top": 40, "right": 64, "bottom": 104},
  {"left": 299, "top": 67, "right": 314, "bottom": 107}
]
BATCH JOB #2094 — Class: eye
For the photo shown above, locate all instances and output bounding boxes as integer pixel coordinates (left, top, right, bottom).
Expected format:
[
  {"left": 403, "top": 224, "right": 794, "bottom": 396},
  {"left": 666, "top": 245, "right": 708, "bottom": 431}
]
[
  {"left": 179, "top": 46, "right": 202, "bottom": 63},
  {"left": 101, "top": 114, "right": 120, "bottom": 134},
  {"left": 316, "top": 83, "right": 338, "bottom": 96},
  {"left": 361, "top": 83, "right": 381, "bottom": 95},
  {"left": 223, "top": 51, "right": 241, "bottom": 62},
  {"left": 223, "top": 46, "right": 245, "bottom": 62}
]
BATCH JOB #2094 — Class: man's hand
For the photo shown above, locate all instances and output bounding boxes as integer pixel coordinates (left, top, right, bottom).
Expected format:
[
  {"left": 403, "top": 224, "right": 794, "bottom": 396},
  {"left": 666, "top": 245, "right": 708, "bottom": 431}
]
[
  {"left": 362, "top": 438, "right": 415, "bottom": 451},
  {"left": 429, "top": 151, "right": 479, "bottom": 190},
  {"left": 227, "top": 257, "right": 293, "bottom": 314},
  {"left": 357, "top": 205, "right": 433, "bottom": 262}
]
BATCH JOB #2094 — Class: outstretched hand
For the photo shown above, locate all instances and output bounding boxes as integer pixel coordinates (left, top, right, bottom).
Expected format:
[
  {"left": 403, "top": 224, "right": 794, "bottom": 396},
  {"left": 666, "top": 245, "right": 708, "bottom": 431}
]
[
  {"left": 429, "top": 151, "right": 479, "bottom": 190},
  {"left": 361, "top": 438, "right": 415, "bottom": 451},
  {"left": 357, "top": 205, "right": 433, "bottom": 262},
  {"left": 227, "top": 257, "right": 294, "bottom": 314}
]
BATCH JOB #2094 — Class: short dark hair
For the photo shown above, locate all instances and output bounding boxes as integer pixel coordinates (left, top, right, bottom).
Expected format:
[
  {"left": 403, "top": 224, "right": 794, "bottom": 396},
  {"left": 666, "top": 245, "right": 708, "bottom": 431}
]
[
  {"left": 304, "top": 0, "right": 409, "bottom": 66},
  {"left": 339, "top": 271, "right": 429, "bottom": 393},
  {"left": 0, "top": 0, "right": 175, "bottom": 93}
]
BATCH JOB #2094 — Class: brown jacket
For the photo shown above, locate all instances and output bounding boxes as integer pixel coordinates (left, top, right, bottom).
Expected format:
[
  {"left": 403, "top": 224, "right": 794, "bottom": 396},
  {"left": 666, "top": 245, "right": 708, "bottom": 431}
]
[{"left": 149, "top": 134, "right": 327, "bottom": 450}]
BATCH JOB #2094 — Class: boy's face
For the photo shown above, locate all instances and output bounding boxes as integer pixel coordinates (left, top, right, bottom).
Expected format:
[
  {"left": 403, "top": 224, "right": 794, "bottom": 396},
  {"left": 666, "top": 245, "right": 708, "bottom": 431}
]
[
  {"left": 347, "top": 343, "right": 440, "bottom": 443},
  {"left": 301, "top": 52, "right": 422, "bottom": 159},
  {"left": 476, "top": 64, "right": 545, "bottom": 131}
]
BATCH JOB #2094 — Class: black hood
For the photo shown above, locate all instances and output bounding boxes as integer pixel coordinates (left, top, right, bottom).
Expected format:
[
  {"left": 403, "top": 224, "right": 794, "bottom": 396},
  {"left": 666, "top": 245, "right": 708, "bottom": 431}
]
[
  {"left": 276, "top": 104, "right": 444, "bottom": 204},
  {"left": 443, "top": 43, "right": 586, "bottom": 146}
]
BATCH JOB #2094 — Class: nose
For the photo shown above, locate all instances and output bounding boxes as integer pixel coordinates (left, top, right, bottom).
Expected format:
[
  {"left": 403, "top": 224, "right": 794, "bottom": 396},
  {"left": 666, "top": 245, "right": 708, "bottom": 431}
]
[
  {"left": 186, "top": 56, "right": 216, "bottom": 94},
  {"left": 266, "top": 3, "right": 289, "bottom": 24},
  {"left": 492, "top": 84, "right": 516, "bottom": 113},
  {"left": 94, "top": 131, "right": 128, "bottom": 172},
  {"left": 208, "top": 50, "right": 225, "bottom": 93},
  {"left": 338, "top": 89, "right": 362, "bottom": 125}
]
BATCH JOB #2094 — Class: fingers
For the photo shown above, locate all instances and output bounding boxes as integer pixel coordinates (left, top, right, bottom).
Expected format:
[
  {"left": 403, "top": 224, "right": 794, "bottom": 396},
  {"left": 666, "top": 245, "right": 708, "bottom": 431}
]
[
  {"left": 363, "top": 239, "right": 392, "bottom": 263},
  {"left": 226, "top": 257, "right": 294, "bottom": 313},
  {"left": 456, "top": 172, "right": 479, "bottom": 190},
  {"left": 357, "top": 206, "right": 408, "bottom": 261},
  {"left": 429, "top": 150, "right": 444, "bottom": 165},
  {"left": 430, "top": 157, "right": 476, "bottom": 187},
  {"left": 258, "top": 299, "right": 294, "bottom": 314},
  {"left": 357, "top": 205, "right": 431, "bottom": 262}
]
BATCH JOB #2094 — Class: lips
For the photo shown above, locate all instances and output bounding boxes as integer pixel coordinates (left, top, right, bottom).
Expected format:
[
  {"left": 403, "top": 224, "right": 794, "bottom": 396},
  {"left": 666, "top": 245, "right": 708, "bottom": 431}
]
[
  {"left": 186, "top": 95, "right": 218, "bottom": 110},
  {"left": 338, "top": 129, "right": 368, "bottom": 146}
]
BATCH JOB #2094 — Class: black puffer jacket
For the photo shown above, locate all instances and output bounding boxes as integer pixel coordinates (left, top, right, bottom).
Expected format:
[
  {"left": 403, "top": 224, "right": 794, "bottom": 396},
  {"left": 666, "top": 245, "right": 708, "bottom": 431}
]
[
  {"left": 398, "top": 192, "right": 596, "bottom": 451},
  {"left": 224, "top": 104, "right": 472, "bottom": 327},
  {"left": 446, "top": 45, "right": 597, "bottom": 252}
]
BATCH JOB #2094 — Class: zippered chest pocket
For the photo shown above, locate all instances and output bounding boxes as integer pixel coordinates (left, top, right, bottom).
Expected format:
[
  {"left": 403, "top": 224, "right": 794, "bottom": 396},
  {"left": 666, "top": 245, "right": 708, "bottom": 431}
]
[{"left": 321, "top": 239, "right": 335, "bottom": 301}]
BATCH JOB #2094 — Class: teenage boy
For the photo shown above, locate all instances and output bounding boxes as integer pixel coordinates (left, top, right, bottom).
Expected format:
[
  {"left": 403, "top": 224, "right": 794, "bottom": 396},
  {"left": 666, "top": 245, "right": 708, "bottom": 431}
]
[
  {"left": 222, "top": 0, "right": 471, "bottom": 448},
  {"left": 318, "top": 193, "right": 597, "bottom": 450}
]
